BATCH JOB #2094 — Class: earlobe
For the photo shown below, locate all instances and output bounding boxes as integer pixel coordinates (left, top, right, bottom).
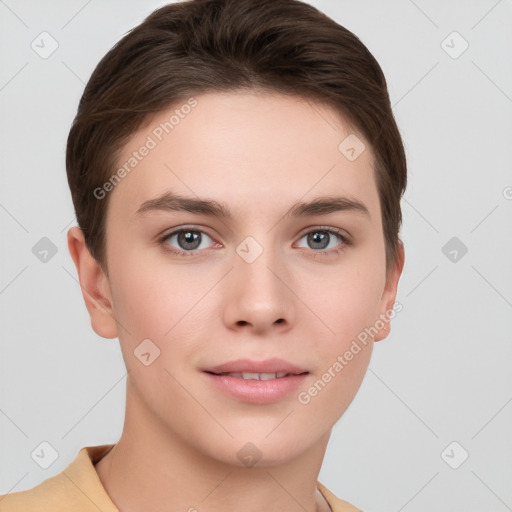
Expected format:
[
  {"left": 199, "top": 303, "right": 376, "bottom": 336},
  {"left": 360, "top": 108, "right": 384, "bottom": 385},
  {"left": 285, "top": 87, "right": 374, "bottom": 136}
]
[
  {"left": 374, "top": 241, "right": 405, "bottom": 342},
  {"left": 67, "top": 226, "right": 118, "bottom": 339}
]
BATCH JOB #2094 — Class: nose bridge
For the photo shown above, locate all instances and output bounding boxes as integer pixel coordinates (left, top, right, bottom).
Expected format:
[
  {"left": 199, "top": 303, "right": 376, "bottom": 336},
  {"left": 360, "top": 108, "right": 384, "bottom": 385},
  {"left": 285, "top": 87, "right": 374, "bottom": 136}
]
[
  {"left": 224, "top": 233, "right": 294, "bottom": 330},
  {"left": 236, "top": 233, "right": 284, "bottom": 300}
]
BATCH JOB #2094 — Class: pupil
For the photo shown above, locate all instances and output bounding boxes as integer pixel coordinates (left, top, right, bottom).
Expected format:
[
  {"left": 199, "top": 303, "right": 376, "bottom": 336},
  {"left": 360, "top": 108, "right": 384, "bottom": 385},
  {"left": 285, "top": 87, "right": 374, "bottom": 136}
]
[
  {"left": 179, "top": 231, "right": 200, "bottom": 250},
  {"left": 309, "top": 231, "right": 328, "bottom": 249}
]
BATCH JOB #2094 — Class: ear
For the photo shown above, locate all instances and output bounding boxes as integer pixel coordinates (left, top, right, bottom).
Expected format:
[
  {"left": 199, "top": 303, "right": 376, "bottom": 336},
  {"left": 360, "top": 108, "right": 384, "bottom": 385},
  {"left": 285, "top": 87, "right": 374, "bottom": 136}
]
[
  {"left": 67, "top": 226, "right": 118, "bottom": 339},
  {"left": 374, "top": 240, "right": 405, "bottom": 342}
]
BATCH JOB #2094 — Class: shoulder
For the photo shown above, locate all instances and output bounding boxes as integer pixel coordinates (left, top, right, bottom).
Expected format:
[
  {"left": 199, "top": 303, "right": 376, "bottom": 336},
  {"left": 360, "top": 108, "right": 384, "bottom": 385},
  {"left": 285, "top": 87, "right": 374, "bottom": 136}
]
[
  {"left": 0, "top": 469, "right": 76, "bottom": 512},
  {"left": 0, "top": 445, "right": 117, "bottom": 512},
  {"left": 317, "top": 481, "right": 364, "bottom": 512}
]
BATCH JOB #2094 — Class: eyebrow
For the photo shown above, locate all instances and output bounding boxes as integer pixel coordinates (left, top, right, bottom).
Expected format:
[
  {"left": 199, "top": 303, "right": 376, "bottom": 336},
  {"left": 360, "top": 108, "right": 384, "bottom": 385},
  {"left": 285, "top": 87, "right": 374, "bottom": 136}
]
[{"left": 135, "top": 191, "right": 370, "bottom": 219}]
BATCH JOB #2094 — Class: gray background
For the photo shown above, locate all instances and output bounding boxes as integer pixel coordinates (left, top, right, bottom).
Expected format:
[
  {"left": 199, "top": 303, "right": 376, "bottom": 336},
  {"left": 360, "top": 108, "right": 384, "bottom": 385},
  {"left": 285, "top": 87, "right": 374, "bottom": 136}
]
[{"left": 1, "top": 1, "right": 511, "bottom": 511}]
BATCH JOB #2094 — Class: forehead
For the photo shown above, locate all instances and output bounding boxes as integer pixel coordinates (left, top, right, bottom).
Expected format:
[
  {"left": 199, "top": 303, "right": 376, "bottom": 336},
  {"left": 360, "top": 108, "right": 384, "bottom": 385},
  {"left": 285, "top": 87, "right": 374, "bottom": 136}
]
[{"left": 107, "top": 90, "right": 379, "bottom": 222}]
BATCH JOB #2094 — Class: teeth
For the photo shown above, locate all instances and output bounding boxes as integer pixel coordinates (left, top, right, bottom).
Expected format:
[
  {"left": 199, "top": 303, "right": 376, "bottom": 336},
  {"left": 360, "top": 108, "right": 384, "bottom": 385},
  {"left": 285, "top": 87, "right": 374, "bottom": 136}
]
[
  {"left": 243, "top": 372, "right": 261, "bottom": 380},
  {"left": 222, "top": 372, "right": 289, "bottom": 380}
]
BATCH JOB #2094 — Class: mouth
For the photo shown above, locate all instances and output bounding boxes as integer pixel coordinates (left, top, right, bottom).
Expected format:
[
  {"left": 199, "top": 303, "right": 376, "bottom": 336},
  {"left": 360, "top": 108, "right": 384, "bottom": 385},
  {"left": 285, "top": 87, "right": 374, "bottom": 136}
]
[
  {"left": 203, "top": 357, "right": 309, "bottom": 376},
  {"left": 202, "top": 358, "right": 309, "bottom": 404},
  {"left": 205, "top": 371, "right": 302, "bottom": 380}
]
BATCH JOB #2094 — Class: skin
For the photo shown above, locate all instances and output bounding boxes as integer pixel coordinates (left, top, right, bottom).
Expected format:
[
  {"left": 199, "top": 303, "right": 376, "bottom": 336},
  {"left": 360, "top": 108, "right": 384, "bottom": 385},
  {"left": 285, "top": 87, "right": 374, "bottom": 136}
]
[{"left": 68, "top": 90, "right": 404, "bottom": 512}]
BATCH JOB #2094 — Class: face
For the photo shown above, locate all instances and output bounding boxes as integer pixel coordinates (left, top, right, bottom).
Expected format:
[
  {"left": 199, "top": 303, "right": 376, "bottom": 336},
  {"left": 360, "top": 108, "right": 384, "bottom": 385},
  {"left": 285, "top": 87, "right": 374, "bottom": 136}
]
[{"left": 82, "top": 91, "right": 402, "bottom": 466}]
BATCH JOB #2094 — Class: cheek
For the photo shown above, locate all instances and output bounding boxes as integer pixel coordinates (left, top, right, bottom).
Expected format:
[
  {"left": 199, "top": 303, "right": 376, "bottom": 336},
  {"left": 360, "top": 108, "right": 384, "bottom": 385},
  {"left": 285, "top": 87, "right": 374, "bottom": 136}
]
[
  {"left": 107, "top": 254, "right": 220, "bottom": 400},
  {"left": 108, "top": 258, "right": 203, "bottom": 408},
  {"left": 294, "top": 340, "right": 372, "bottom": 437},
  {"left": 314, "top": 260, "right": 386, "bottom": 346},
  {"left": 108, "top": 250, "right": 205, "bottom": 339},
  {"left": 289, "top": 263, "right": 385, "bottom": 424}
]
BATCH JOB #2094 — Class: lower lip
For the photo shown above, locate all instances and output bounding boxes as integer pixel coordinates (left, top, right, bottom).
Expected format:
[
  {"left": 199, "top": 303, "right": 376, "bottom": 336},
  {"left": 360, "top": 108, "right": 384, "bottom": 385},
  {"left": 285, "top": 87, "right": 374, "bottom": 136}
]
[{"left": 203, "top": 372, "right": 308, "bottom": 404}]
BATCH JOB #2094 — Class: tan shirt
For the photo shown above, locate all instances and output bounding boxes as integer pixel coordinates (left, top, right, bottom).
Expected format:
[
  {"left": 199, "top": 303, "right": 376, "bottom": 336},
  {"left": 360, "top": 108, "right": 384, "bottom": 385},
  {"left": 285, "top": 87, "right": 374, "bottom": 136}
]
[{"left": 0, "top": 445, "right": 362, "bottom": 512}]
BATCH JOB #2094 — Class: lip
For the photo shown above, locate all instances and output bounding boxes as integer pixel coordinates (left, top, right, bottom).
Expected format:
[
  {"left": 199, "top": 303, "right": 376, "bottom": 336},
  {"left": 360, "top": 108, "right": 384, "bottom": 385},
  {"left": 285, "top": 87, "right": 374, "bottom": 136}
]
[
  {"left": 203, "top": 358, "right": 308, "bottom": 375},
  {"left": 202, "top": 358, "right": 309, "bottom": 405}
]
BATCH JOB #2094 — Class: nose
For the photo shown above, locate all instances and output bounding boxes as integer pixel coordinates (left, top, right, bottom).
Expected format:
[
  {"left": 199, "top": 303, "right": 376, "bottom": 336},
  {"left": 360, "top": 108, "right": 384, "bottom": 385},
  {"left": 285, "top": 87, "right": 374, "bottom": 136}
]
[{"left": 222, "top": 241, "right": 295, "bottom": 334}]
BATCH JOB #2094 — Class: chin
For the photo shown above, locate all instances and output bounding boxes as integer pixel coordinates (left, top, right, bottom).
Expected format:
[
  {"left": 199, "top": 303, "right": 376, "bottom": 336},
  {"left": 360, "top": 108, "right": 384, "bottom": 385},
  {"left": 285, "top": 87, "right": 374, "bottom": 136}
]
[{"left": 201, "top": 428, "right": 320, "bottom": 469}]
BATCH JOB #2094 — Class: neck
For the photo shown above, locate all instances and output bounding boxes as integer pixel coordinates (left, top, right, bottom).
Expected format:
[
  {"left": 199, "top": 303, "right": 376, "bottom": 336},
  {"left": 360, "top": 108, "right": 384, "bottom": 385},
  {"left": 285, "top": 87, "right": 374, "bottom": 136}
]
[{"left": 95, "top": 380, "right": 332, "bottom": 512}]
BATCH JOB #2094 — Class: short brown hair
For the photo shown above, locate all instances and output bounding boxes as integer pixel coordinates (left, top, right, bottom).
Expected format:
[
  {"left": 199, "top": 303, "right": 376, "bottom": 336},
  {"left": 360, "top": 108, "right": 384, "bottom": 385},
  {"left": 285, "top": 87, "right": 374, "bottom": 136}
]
[{"left": 66, "top": 0, "right": 406, "bottom": 272}]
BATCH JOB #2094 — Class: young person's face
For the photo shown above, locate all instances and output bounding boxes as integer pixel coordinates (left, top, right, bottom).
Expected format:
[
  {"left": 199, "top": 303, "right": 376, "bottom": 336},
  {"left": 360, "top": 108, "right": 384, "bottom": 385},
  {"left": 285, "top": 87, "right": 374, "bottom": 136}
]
[{"left": 73, "top": 91, "right": 403, "bottom": 466}]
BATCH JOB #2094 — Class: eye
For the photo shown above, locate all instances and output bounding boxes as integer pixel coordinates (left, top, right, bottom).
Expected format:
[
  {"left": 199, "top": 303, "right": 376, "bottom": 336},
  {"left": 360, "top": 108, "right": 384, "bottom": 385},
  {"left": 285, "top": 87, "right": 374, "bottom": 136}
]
[
  {"left": 158, "top": 226, "right": 350, "bottom": 258},
  {"left": 295, "top": 227, "right": 349, "bottom": 255},
  {"left": 159, "top": 227, "right": 217, "bottom": 256}
]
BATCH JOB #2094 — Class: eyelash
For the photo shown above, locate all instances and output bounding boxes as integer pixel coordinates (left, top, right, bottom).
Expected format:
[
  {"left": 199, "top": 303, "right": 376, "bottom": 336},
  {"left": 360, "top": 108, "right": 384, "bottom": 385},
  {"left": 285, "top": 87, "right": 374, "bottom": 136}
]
[{"left": 157, "top": 226, "right": 351, "bottom": 258}]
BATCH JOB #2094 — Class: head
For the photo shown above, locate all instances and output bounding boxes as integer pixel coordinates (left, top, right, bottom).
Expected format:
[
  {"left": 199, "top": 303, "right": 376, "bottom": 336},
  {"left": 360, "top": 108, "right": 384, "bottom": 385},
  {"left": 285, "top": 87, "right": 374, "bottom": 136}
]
[{"left": 67, "top": 0, "right": 406, "bottom": 467}]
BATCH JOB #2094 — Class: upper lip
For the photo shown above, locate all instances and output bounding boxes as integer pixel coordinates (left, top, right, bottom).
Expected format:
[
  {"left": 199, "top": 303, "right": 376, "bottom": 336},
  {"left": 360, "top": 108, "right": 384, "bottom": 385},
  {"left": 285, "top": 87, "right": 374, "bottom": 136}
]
[{"left": 203, "top": 358, "right": 309, "bottom": 375}]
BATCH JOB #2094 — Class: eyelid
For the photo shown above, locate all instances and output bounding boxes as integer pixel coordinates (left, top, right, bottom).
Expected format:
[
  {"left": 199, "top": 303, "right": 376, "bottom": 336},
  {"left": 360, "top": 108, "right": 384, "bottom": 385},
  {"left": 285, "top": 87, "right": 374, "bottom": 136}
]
[
  {"left": 158, "top": 225, "right": 220, "bottom": 249},
  {"left": 296, "top": 225, "right": 351, "bottom": 241},
  {"left": 158, "top": 223, "right": 216, "bottom": 239}
]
